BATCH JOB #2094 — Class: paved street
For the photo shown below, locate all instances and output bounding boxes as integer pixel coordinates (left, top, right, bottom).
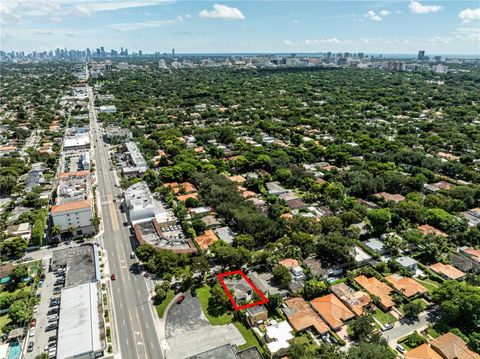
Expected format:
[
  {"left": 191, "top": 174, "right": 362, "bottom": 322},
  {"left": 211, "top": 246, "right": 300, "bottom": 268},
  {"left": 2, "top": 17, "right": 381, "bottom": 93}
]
[
  {"left": 88, "top": 85, "right": 163, "bottom": 359},
  {"left": 382, "top": 308, "right": 438, "bottom": 344}
]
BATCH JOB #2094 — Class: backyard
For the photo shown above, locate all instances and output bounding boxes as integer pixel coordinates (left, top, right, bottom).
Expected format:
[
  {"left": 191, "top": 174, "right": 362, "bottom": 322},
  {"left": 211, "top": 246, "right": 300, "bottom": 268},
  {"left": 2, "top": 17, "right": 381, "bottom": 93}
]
[
  {"left": 415, "top": 278, "right": 441, "bottom": 293},
  {"left": 373, "top": 308, "right": 397, "bottom": 326}
]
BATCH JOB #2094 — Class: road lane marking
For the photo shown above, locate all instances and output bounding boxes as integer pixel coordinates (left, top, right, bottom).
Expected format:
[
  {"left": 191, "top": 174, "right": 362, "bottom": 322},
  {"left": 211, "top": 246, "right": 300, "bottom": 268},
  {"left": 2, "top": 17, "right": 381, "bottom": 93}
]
[{"left": 135, "top": 307, "right": 149, "bottom": 359}]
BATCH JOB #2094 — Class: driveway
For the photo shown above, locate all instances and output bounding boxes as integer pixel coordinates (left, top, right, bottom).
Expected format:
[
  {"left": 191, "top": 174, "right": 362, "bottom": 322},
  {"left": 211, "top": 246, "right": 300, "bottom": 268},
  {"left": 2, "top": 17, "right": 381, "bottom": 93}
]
[
  {"left": 382, "top": 308, "right": 439, "bottom": 344},
  {"left": 163, "top": 292, "right": 244, "bottom": 359}
]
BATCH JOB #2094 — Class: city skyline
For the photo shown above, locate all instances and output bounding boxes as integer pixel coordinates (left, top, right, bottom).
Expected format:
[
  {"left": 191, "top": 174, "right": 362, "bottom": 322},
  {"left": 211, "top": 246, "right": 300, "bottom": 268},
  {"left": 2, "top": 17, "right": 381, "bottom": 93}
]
[{"left": 1, "top": 0, "right": 479, "bottom": 55}]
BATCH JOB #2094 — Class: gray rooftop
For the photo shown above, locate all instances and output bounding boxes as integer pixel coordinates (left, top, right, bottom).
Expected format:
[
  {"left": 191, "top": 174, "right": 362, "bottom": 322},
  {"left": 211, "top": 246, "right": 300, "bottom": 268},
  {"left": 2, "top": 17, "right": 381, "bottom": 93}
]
[
  {"left": 51, "top": 244, "right": 99, "bottom": 287},
  {"left": 364, "top": 238, "right": 385, "bottom": 253},
  {"left": 186, "top": 344, "right": 237, "bottom": 359},
  {"left": 396, "top": 256, "right": 417, "bottom": 268}
]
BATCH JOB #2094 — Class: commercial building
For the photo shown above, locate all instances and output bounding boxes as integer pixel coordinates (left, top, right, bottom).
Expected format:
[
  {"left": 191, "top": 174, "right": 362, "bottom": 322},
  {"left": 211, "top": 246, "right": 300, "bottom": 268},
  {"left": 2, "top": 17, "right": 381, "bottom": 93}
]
[
  {"left": 51, "top": 170, "right": 94, "bottom": 236},
  {"left": 104, "top": 126, "right": 132, "bottom": 143},
  {"left": 53, "top": 244, "right": 105, "bottom": 358},
  {"left": 124, "top": 181, "right": 160, "bottom": 224},
  {"left": 120, "top": 142, "right": 148, "bottom": 177}
]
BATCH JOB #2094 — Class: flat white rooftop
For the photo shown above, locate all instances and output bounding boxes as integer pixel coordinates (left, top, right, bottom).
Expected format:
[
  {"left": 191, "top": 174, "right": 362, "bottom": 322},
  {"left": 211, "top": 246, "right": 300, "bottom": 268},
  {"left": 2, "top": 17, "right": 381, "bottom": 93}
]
[{"left": 57, "top": 282, "right": 104, "bottom": 358}]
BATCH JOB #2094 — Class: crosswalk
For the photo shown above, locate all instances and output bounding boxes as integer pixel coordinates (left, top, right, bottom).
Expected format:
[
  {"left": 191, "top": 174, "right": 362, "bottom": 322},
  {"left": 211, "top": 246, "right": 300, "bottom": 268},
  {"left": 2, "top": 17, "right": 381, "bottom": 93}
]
[{"left": 145, "top": 277, "right": 156, "bottom": 294}]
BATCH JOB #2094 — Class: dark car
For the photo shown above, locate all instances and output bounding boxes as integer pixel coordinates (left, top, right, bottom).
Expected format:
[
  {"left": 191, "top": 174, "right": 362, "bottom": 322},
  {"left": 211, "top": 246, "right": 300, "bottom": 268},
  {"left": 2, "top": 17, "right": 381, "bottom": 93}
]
[
  {"left": 53, "top": 287, "right": 61, "bottom": 294},
  {"left": 176, "top": 295, "right": 186, "bottom": 304},
  {"left": 27, "top": 341, "right": 34, "bottom": 352},
  {"left": 54, "top": 280, "right": 64, "bottom": 286},
  {"left": 45, "top": 324, "right": 58, "bottom": 332},
  {"left": 191, "top": 288, "right": 197, "bottom": 297},
  {"left": 111, "top": 273, "right": 116, "bottom": 281},
  {"left": 48, "top": 335, "right": 57, "bottom": 342},
  {"left": 47, "top": 309, "right": 59, "bottom": 315},
  {"left": 173, "top": 283, "right": 181, "bottom": 294}
]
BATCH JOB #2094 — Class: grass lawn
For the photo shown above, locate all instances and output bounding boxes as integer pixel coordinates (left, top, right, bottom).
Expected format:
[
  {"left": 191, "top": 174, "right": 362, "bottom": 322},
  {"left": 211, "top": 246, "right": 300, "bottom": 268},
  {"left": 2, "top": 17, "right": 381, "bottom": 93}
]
[
  {"left": 425, "top": 326, "right": 441, "bottom": 339},
  {"left": 0, "top": 314, "right": 11, "bottom": 334},
  {"left": 234, "top": 322, "right": 264, "bottom": 352},
  {"left": 415, "top": 278, "right": 440, "bottom": 293},
  {"left": 155, "top": 290, "right": 175, "bottom": 318},
  {"left": 373, "top": 308, "right": 397, "bottom": 325},
  {"left": 197, "top": 287, "right": 233, "bottom": 325}
]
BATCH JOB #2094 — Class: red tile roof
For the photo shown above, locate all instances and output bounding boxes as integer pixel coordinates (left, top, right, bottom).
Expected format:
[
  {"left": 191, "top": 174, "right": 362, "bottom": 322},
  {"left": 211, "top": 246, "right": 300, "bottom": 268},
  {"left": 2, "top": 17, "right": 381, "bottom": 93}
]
[
  {"left": 311, "top": 294, "right": 355, "bottom": 330},
  {"left": 51, "top": 200, "right": 92, "bottom": 214}
]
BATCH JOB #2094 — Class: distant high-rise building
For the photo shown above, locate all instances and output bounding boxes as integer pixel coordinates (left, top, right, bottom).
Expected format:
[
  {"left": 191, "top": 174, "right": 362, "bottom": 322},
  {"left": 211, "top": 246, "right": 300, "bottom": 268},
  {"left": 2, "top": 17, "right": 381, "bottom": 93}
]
[
  {"left": 326, "top": 52, "right": 332, "bottom": 59},
  {"left": 418, "top": 50, "right": 425, "bottom": 60},
  {"left": 139, "top": 50, "right": 142, "bottom": 56},
  {"left": 358, "top": 52, "right": 364, "bottom": 59},
  {"left": 172, "top": 48, "right": 175, "bottom": 57}
]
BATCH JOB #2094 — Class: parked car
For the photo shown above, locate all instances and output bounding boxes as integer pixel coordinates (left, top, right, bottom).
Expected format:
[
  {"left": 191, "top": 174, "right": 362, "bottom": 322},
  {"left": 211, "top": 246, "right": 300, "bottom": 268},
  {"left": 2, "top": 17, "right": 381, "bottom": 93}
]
[
  {"left": 33, "top": 304, "right": 39, "bottom": 313},
  {"left": 27, "top": 341, "right": 34, "bottom": 352},
  {"left": 111, "top": 273, "right": 116, "bottom": 281},
  {"left": 30, "top": 318, "right": 36, "bottom": 327},
  {"left": 47, "top": 308, "right": 59, "bottom": 315},
  {"left": 45, "top": 324, "right": 58, "bottom": 332},
  {"left": 176, "top": 295, "right": 186, "bottom": 304},
  {"left": 396, "top": 344, "right": 406, "bottom": 354},
  {"left": 130, "top": 252, "right": 135, "bottom": 259},
  {"left": 48, "top": 335, "right": 57, "bottom": 342},
  {"left": 29, "top": 328, "right": 36, "bottom": 337},
  {"left": 381, "top": 323, "right": 394, "bottom": 332}
]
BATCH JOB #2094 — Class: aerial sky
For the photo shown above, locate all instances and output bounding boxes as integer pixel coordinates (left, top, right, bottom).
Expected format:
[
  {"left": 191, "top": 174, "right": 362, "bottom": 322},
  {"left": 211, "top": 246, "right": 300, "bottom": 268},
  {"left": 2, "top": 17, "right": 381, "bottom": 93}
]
[{"left": 1, "top": 0, "right": 479, "bottom": 54}]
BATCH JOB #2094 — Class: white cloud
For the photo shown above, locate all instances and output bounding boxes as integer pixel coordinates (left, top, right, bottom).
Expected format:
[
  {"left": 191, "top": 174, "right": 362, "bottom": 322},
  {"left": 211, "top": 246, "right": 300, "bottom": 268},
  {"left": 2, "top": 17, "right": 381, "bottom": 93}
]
[
  {"left": 303, "top": 38, "right": 348, "bottom": 45},
  {"left": 292, "top": 19, "right": 299, "bottom": 24},
  {"left": 364, "top": 10, "right": 382, "bottom": 21},
  {"left": 428, "top": 35, "right": 453, "bottom": 44},
  {"left": 458, "top": 8, "right": 480, "bottom": 23},
  {"left": 284, "top": 40, "right": 293, "bottom": 45},
  {"left": 379, "top": 10, "right": 391, "bottom": 16},
  {"left": 199, "top": 4, "right": 245, "bottom": 20},
  {"left": 110, "top": 15, "right": 184, "bottom": 31},
  {"left": 409, "top": 1, "right": 442, "bottom": 14},
  {"left": 0, "top": 0, "right": 172, "bottom": 24}
]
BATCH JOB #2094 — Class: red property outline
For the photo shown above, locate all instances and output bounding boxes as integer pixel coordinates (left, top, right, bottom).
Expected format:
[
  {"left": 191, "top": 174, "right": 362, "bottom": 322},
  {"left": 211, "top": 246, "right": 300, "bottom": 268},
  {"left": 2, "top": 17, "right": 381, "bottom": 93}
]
[{"left": 217, "top": 270, "right": 269, "bottom": 311}]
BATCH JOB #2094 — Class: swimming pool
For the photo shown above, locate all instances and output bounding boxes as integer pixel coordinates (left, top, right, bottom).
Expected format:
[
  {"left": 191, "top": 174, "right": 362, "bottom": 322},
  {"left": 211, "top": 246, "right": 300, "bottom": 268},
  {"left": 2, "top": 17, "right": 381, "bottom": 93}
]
[{"left": 7, "top": 340, "right": 21, "bottom": 359}]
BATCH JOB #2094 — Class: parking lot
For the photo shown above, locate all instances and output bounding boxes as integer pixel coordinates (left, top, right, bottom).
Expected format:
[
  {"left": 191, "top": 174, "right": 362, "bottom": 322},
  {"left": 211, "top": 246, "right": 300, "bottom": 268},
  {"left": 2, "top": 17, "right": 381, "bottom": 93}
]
[
  {"left": 24, "top": 262, "right": 64, "bottom": 359},
  {"left": 164, "top": 292, "right": 244, "bottom": 359}
]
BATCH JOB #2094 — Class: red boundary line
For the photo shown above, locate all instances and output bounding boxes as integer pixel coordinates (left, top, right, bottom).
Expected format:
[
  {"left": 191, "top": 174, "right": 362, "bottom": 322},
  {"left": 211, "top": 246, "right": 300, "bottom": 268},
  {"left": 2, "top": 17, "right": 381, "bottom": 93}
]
[{"left": 217, "top": 270, "right": 269, "bottom": 311}]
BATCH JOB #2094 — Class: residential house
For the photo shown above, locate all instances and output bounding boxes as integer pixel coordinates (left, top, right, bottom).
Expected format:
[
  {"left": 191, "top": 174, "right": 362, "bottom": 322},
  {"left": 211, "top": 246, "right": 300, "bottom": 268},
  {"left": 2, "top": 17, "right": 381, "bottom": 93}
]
[
  {"left": 396, "top": 256, "right": 418, "bottom": 274},
  {"left": 354, "top": 275, "right": 395, "bottom": 310},
  {"left": 385, "top": 274, "right": 428, "bottom": 298},
  {"left": 330, "top": 282, "right": 371, "bottom": 316},
  {"left": 429, "top": 263, "right": 465, "bottom": 280},
  {"left": 282, "top": 297, "right": 329, "bottom": 335},
  {"left": 4, "top": 223, "right": 32, "bottom": 241},
  {"left": 245, "top": 305, "right": 268, "bottom": 327},
  {"left": 201, "top": 215, "right": 221, "bottom": 228},
  {"left": 279, "top": 258, "right": 306, "bottom": 280},
  {"left": 417, "top": 224, "right": 448, "bottom": 238},
  {"left": 405, "top": 344, "right": 443, "bottom": 359},
  {"left": 214, "top": 226, "right": 235, "bottom": 244},
  {"left": 195, "top": 230, "right": 219, "bottom": 250},
  {"left": 264, "top": 320, "right": 294, "bottom": 357},
  {"left": 461, "top": 208, "right": 480, "bottom": 227},
  {"left": 430, "top": 332, "right": 480, "bottom": 359},
  {"left": 310, "top": 294, "right": 355, "bottom": 331},
  {"left": 374, "top": 192, "right": 405, "bottom": 203},
  {"left": 266, "top": 181, "right": 288, "bottom": 195},
  {"left": 364, "top": 238, "right": 385, "bottom": 254}
]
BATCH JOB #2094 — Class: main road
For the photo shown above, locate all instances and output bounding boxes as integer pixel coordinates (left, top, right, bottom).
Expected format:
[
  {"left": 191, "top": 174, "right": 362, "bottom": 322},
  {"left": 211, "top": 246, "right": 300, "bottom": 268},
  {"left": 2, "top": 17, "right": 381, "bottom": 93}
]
[{"left": 87, "top": 85, "right": 163, "bottom": 359}]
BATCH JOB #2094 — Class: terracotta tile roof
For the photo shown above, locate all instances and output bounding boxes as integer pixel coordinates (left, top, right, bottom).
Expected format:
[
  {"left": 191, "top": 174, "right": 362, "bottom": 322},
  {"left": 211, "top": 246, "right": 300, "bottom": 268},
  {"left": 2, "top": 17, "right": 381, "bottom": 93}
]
[
  {"left": 437, "top": 152, "right": 460, "bottom": 161},
  {"left": 429, "top": 263, "right": 465, "bottom": 280},
  {"left": 181, "top": 182, "right": 197, "bottom": 194},
  {"left": 462, "top": 248, "right": 480, "bottom": 263},
  {"left": 279, "top": 258, "right": 299, "bottom": 268},
  {"left": 194, "top": 146, "right": 204, "bottom": 153},
  {"left": 431, "top": 332, "right": 480, "bottom": 359},
  {"left": 163, "top": 182, "right": 179, "bottom": 188},
  {"left": 430, "top": 181, "right": 454, "bottom": 190},
  {"left": 241, "top": 191, "right": 256, "bottom": 199},
  {"left": 195, "top": 230, "right": 219, "bottom": 250},
  {"left": 330, "top": 282, "right": 371, "bottom": 316},
  {"left": 385, "top": 274, "right": 428, "bottom": 298},
  {"left": 310, "top": 294, "right": 355, "bottom": 330},
  {"left": 51, "top": 200, "right": 92, "bottom": 214},
  {"left": 228, "top": 175, "right": 247, "bottom": 184},
  {"left": 405, "top": 344, "right": 443, "bottom": 359},
  {"left": 374, "top": 192, "right": 405, "bottom": 203},
  {"left": 354, "top": 275, "right": 395, "bottom": 309},
  {"left": 58, "top": 170, "right": 90, "bottom": 178},
  {"left": 417, "top": 224, "right": 448, "bottom": 237},
  {"left": 176, "top": 192, "right": 198, "bottom": 202},
  {"left": 0, "top": 146, "right": 17, "bottom": 151},
  {"left": 280, "top": 213, "right": 293, "bottom": 220},
  {"left": 283, "top": 297, "right": 329, "bottom": 334}
]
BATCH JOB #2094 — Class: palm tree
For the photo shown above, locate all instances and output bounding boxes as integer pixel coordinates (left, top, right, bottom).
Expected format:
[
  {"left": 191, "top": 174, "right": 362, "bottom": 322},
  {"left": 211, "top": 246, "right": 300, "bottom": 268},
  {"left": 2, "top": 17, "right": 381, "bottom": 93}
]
[{"left": 51, "top": 224, "right": 62, "bottom": 240}]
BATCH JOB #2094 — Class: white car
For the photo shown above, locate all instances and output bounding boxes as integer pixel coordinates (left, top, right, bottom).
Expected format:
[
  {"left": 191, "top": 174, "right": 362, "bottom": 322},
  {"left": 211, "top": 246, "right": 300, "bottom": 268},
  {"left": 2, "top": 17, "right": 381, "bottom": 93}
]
[
  {"left": 396, "top": 344, "right": 406, "bottom": 354},
  {"left": 29, "top": 328, "right": 36, "bottom": 337},
  {"left": 33, "top": 304, "right": 39, "bottom": 313}
]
